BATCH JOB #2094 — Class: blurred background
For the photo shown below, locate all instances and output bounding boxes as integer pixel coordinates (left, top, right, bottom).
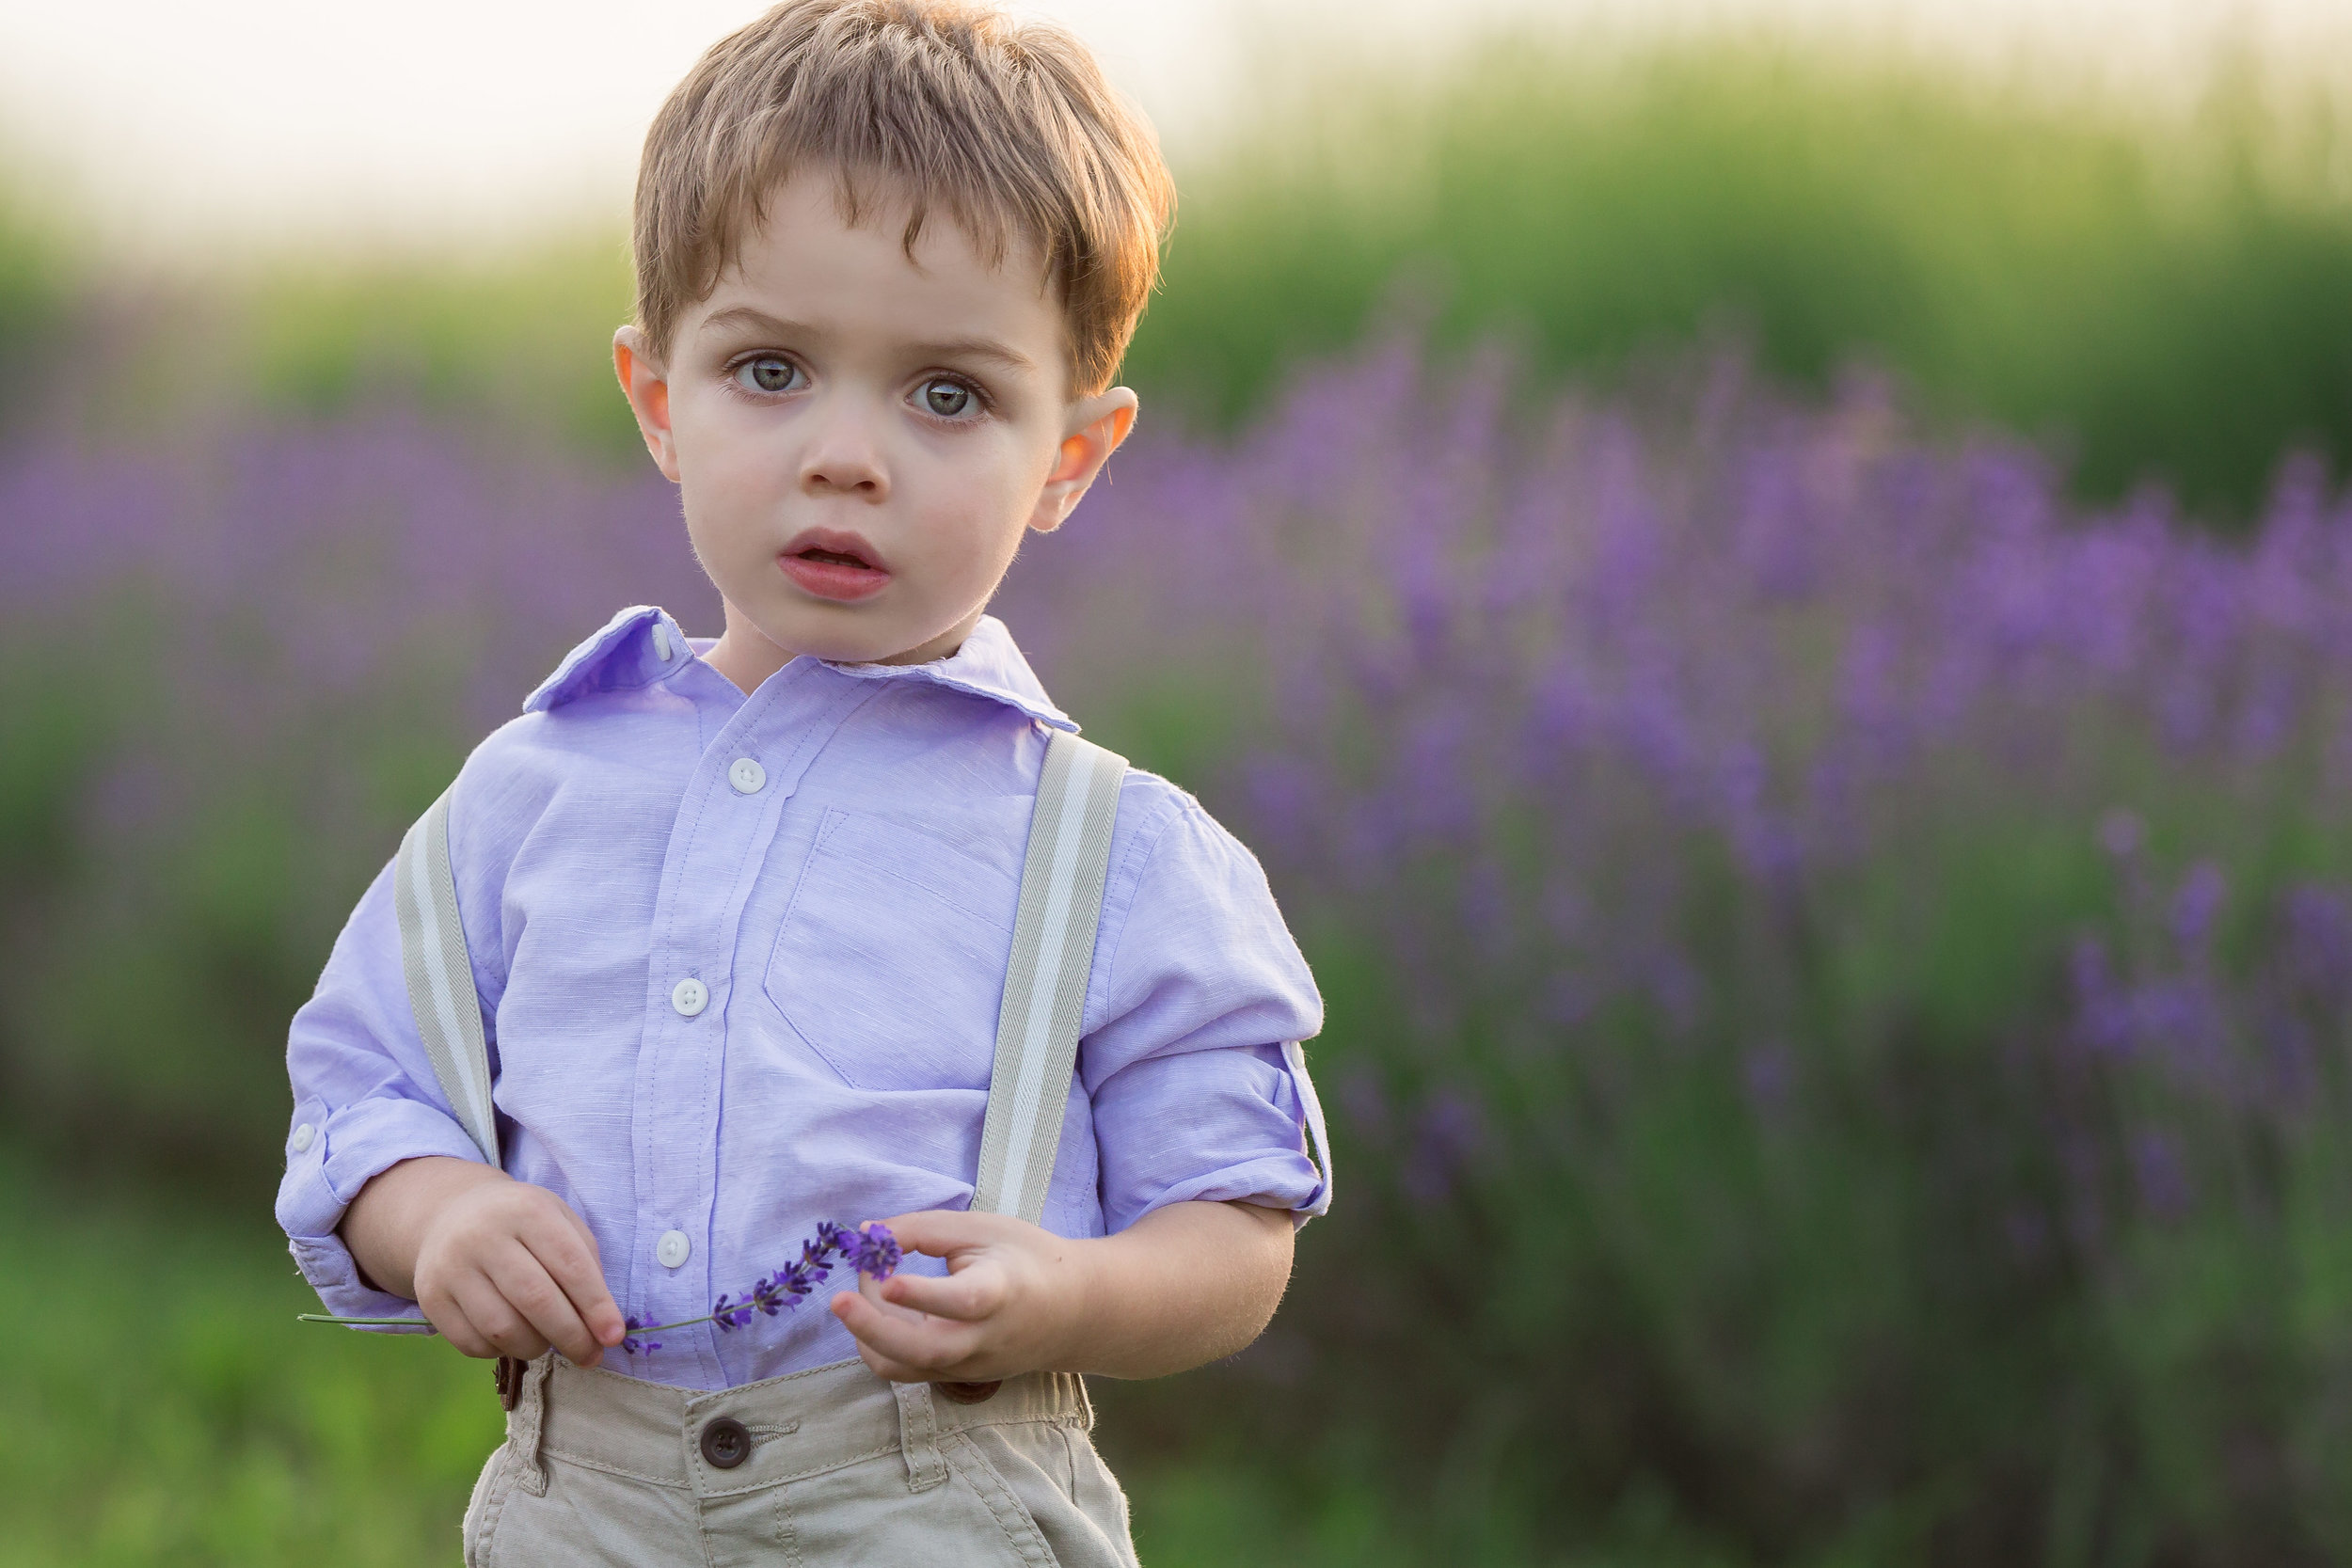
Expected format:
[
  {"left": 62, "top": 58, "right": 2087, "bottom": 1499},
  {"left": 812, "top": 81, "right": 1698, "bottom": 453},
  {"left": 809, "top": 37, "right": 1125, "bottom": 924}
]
[{"left": 8, "top": 0, "right": 2352, "bottom": 1562}]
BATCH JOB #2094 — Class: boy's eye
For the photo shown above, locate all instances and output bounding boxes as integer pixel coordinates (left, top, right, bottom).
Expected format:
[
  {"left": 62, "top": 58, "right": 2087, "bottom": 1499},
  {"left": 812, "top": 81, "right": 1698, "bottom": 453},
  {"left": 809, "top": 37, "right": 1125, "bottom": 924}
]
[
  {"left": 919, "top": 379, "right": 976, "bottom": 419},
  {"left": 736, "top": 356, "right": 801, "bottom": 394}
]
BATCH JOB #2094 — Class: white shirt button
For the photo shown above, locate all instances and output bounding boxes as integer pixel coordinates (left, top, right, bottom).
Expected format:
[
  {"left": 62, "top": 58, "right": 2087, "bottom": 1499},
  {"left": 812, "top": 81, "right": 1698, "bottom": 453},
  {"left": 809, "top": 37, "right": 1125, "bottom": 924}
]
[
  {"left": 656, "top": 1229, "right": 691, "bottom": 1269},
  {"left": 728, "top": 757, "right": 767, "bottom": 795},
  {"left": 290, "top": 1123, "right": 316, "bottom": 1153},
  {"left": 671, "top": 977, "right": 708, "bottom": 1017}
]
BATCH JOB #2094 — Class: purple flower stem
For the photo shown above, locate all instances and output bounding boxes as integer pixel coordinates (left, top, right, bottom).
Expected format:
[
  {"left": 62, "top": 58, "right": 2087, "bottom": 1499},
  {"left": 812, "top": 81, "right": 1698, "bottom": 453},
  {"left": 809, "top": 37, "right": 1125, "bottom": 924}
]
[{"left": 296, "top": 1221, "right": 902, "bottom": 1355}]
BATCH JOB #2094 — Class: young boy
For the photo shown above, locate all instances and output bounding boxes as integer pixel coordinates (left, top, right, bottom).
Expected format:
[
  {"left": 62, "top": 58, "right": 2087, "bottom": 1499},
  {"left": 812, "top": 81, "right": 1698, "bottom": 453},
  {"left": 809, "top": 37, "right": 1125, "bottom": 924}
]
[{"left": 274, "top": 1, "right": 1330, "bottom": 1561}]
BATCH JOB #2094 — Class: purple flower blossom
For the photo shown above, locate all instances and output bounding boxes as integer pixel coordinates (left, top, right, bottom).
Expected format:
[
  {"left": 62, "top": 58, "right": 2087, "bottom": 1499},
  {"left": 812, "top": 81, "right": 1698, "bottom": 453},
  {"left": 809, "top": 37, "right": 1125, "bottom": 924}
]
[
  {"left": 1402, "top": 1091, "right": 1486, "bottom": 1208},
  {"left": 2169, "top": 862, "right": 2228, "bottom": 958},
  {"left": 1741, "top": 1040, "right": 1795, "bottom": 1118},
  {"left": 840, "top": 1222, "right": 903, "bottom": 1279},
  {"left": 618, "top": 1221, "right": 899, "bottom": 1354},
  {"left": 2099, "top": 810, "right": 2144, "bottom": 860},
  {"left": 2131, "top": 1130, "right": 2195, "bottom": 1223}
]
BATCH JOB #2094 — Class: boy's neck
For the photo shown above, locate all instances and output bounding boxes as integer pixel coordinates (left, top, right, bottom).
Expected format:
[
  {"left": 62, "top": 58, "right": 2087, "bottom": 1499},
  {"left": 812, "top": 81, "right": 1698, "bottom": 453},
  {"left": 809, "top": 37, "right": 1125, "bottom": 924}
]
[{"left": 705, "top": 628, "right": 796, "bottom": 696}]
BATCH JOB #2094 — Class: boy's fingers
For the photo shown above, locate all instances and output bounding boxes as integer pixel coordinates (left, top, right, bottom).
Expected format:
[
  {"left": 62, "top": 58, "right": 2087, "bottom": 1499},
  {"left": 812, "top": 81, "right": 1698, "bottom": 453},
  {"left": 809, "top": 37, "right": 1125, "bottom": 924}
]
[
  {"left": 879, "top": 1265, "right": 1005, "bottom": 1323},
  {"left": 529, "top": 1209, "right": 602, "bottom": 1286},
  {"left": 551, "top": 1205, "right": 621, "bottom": 1339},
  {"left": 558, "top": 1200, "right": 604, "bottom": 1261},
  {"left": 875, "top": 1210, "right": 1000, "bottom": 1258},
  {"left": 850, "top": 1338, "right": 912, "bottom": 1383},
  {"left": 831, "top": 1290, "right": 981, "bottom": 1373},
  {"left": 523, "top": 1218, "right": 625, "bottom": 1346},
  {"left": 490, "top": 1243, "right": 602, "bottom": 1367},
  {"left": 448, "top": 1273, "right": 552, "bottom": 1363},
  {"left": 418, "top": 1283, "right": 496, "bottom": 1359}
]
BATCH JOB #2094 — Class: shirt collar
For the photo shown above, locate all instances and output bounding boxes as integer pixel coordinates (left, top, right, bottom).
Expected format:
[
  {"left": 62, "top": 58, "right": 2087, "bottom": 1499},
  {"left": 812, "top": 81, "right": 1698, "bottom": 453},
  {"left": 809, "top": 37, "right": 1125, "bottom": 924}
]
[
  {"left": 818, "top": 614, "right": 1076, "bottom": 732},
  {"left": 523, "top": 607, "right": 1075, "bottom": 732},
  {"left": 522, "top": 605, "right": 692, "bottom": 713}
]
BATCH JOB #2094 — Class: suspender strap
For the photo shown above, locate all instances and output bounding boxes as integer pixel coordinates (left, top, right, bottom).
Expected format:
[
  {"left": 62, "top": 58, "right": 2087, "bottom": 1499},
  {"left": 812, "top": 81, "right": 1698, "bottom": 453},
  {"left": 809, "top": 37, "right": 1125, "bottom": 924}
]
[
  {"left": 972, "top": 729, "right": 1127, "bottom": 1224},
  {"left": 394, "top": 788, "right": 501, "bottom": 1165}
]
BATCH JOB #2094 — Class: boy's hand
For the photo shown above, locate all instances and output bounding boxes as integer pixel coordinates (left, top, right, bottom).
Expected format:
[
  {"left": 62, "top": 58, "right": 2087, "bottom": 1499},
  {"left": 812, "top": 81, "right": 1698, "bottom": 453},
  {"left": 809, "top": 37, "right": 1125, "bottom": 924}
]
[
  {"left": 342, "top": 1155, "right": 628, "bottom": 1368},
  {"left": 830, "top": 1210, "right": 1086, "bottom": 1385},
  {"left": 830, "top": 1198, "right": 1294, "bottom": 1384}
]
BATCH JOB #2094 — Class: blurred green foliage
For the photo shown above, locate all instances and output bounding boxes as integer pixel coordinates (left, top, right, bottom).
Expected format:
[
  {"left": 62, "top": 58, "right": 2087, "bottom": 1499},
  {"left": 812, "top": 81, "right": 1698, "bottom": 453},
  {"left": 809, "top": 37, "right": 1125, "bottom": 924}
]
[
  {"left": 208, "top": 37, "right": 2352, "bottom": 516},
  {"left": 0, "top": 168, "right": 71, "bottom": 416},
  {"left": 0, "top": 1153, "right": 498, "bottom": 1566},
  {"left": 237, "top": 233, "right": 643, "bottom": 456},
  {"left": 0, "top": 610, "right": 475, "bottom": 1173},
  {"left": 1124, "top": 40, "right": 2352, "bottom": 517},
  {"left": 1159, "top": 758, "right": 2352, "bottom": 1564}
]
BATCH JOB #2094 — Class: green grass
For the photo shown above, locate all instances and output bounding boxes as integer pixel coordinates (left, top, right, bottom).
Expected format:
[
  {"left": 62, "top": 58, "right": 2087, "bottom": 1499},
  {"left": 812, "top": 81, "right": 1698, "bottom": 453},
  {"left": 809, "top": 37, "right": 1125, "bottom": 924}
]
[{"left": 0, "top": 1154, "right": 497, "bottom": 1566}]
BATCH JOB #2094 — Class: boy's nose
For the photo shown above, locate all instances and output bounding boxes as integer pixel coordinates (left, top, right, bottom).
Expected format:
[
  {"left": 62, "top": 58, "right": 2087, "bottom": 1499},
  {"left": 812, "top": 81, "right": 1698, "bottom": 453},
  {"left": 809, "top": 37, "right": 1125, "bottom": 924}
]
[
  {"left": 802, "top": 454, "right": 885, "bottom": 497},
  {"left": 799, "top": 417, "right": 888, "bottom": 499}
]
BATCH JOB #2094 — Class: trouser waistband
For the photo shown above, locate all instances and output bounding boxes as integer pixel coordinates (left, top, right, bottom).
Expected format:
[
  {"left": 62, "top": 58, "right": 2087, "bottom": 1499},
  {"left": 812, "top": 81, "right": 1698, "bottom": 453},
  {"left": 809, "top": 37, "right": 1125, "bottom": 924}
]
[{"left": 501, "top": 1354, "right": 1092, "bottom": 1499}]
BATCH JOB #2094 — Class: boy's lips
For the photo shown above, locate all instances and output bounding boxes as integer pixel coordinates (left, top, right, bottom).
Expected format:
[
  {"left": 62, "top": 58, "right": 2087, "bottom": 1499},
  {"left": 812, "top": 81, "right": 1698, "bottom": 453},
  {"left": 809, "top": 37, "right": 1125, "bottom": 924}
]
[{"left": 778, "top": 529, "right": 892, "bottom": 603}]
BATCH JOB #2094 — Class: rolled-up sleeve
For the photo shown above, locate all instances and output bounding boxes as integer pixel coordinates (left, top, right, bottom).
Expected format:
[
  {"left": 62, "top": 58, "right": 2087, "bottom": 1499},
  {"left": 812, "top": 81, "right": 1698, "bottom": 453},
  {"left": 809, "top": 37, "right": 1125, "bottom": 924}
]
[
  {"left": 275, "top": 861, "right": 491, "bottom": 1323},
  {"left": 1083, "top": 793, "right": 1332, "bottom": 1233}
]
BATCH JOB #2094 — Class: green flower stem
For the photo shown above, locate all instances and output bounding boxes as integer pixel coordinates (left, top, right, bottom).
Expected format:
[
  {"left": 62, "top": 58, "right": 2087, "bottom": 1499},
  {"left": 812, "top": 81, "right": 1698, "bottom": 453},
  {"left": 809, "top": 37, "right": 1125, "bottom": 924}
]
[
  {"left": 295, "top": 1313, "right": 437, "bottom": 1329},
  {"left": 294, "top": 1309, "right": 727, "bottom": 1335}
]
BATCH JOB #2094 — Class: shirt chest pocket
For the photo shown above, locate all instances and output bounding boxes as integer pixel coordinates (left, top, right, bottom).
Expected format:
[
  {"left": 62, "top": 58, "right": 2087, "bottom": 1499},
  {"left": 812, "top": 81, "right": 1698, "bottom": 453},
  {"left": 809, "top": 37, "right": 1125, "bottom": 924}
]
[{"left": 763, "top": 806, "right": 1025, "bottom": 1092}]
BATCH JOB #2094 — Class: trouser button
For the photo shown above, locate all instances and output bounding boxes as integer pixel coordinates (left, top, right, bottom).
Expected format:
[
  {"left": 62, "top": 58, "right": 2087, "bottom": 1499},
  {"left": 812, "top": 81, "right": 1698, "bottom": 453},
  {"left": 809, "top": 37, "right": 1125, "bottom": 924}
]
[
  {"left": 935, "top": 1379, "right": 1001, "bottom": 1404},
  {"left": 700, "top": 1416, "right": 752, "bottom": 1469}
]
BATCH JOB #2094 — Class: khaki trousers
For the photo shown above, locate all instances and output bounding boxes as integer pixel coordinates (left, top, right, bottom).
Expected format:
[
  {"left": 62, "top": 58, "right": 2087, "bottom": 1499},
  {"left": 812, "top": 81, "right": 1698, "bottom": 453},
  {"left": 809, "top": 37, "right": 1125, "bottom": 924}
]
[{"left": 463, "top": 1355, "right": 1140, "bottom": 1567}]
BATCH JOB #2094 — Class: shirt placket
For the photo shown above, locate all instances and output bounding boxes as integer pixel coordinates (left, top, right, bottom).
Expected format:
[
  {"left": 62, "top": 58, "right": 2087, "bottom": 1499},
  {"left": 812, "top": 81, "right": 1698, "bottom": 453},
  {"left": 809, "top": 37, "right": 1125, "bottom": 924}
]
[{"left": 626, "top": 660, "right": 871, "bottom": 1386}]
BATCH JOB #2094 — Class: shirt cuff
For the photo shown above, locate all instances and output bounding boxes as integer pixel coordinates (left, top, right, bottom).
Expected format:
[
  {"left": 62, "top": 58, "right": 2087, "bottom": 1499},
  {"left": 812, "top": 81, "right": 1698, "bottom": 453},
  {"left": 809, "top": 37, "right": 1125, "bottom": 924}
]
[
  {"left": 274, "top": 1092, "right": 488, "bottom": 1325},
  {"left": 1279, "top": 1039, "right": 1333, "bottom": 1225},
  {"left": 1136, "top": 1044, "right": 1332, "bottom": 1227},
  {"left": 1095, "top": 1041, "right": 1336, "bottom": 1232},
  {"left": 1133, "top": 1148, "right": 1329, "bottom": 1229},
  {"left": 1114, "top": 1045, "right": 1330, "bottom": 1227}
]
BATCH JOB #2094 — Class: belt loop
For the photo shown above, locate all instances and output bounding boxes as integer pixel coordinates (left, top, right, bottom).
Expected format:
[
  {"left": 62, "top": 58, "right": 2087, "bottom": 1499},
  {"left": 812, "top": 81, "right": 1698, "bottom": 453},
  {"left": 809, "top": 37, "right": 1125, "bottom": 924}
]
[
  {"left": 1070, "top": 1371, "right": 1095, "bottom": 1432},
  {"left": 893, "top": 1380, "right": 949, "bottom": 1492},
  {"left": 506, "top": 1354, "right": 555, "bottom": 1497}
]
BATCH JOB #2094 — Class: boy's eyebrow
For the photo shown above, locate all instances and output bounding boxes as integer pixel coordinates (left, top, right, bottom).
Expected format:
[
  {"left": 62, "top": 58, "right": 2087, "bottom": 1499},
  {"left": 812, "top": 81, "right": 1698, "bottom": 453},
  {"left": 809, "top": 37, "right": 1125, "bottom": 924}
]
[
  {"left": 698, "top": 307, "right": 824, "bottom": 343},
  {"left": 908, "top": 336, "right": 1038, "bottom": 372},
  {"left": 696, "top": 308, "right": 1037, "bottom": 372}
]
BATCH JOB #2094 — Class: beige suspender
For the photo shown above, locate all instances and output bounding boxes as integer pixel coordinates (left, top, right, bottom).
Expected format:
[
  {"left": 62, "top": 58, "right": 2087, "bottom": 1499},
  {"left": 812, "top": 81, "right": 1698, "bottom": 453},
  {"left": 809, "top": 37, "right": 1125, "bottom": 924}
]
[
  {"left": 394, "top": 726, "right": 1128, "bottom": 1215},
  {"left": 394, "top": 790, "right": 501, "bottom": 1165},
  {"left": 972, "top": 729, "right": 1126, "bottom": 1221}
]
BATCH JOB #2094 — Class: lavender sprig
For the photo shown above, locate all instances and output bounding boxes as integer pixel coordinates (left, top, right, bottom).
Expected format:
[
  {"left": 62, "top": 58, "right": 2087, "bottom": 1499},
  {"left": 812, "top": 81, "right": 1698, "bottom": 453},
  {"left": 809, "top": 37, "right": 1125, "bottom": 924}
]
[{"left": 298, "top": 1221, "right": 902, "bottom": 1354}]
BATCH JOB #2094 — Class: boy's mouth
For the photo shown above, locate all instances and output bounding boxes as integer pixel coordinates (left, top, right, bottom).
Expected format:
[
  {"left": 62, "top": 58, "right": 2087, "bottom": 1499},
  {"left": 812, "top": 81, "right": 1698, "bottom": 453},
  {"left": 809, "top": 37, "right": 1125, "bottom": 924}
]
[{"left": 778, "top": 530, "right": 892, "bottom": 603}]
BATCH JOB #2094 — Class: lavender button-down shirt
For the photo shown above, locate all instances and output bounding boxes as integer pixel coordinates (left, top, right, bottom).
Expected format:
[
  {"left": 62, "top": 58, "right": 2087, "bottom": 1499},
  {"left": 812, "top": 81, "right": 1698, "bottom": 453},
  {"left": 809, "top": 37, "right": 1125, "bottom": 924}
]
[{"left": 275, "top": 607, "right": 1329, "bottom": 1389}]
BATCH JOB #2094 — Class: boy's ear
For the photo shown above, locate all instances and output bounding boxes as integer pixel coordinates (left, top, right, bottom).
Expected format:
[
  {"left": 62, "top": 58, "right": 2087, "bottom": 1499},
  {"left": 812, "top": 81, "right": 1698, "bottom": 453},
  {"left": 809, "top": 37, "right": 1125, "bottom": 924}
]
[
  {"left": 1029, "top": 388, "right": 1139, "bottom": 535},
  {"left": 613, "top": 326, "right": 680, "bottom": 482}
]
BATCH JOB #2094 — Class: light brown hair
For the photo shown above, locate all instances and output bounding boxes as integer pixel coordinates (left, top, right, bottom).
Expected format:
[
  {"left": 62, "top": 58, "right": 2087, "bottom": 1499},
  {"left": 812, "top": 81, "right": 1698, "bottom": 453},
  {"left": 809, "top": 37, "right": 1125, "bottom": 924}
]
[{"left": 634, "top": 0, "right": 1173, "bottom": 397}]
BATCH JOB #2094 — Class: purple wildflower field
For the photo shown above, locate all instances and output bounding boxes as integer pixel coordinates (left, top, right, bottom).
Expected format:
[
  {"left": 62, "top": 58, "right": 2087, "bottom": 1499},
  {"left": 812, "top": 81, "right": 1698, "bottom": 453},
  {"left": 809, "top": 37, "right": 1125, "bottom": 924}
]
[{"left": 8, "top": 343, "right": 2352, "bottom": 1557}]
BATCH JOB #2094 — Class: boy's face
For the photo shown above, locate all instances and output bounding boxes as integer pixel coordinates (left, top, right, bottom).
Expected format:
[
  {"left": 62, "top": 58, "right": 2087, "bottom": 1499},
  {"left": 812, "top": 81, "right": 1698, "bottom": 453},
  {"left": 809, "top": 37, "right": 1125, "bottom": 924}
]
[{"left": 614, "top": 171, "right": 1136, "bottom": 679}]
